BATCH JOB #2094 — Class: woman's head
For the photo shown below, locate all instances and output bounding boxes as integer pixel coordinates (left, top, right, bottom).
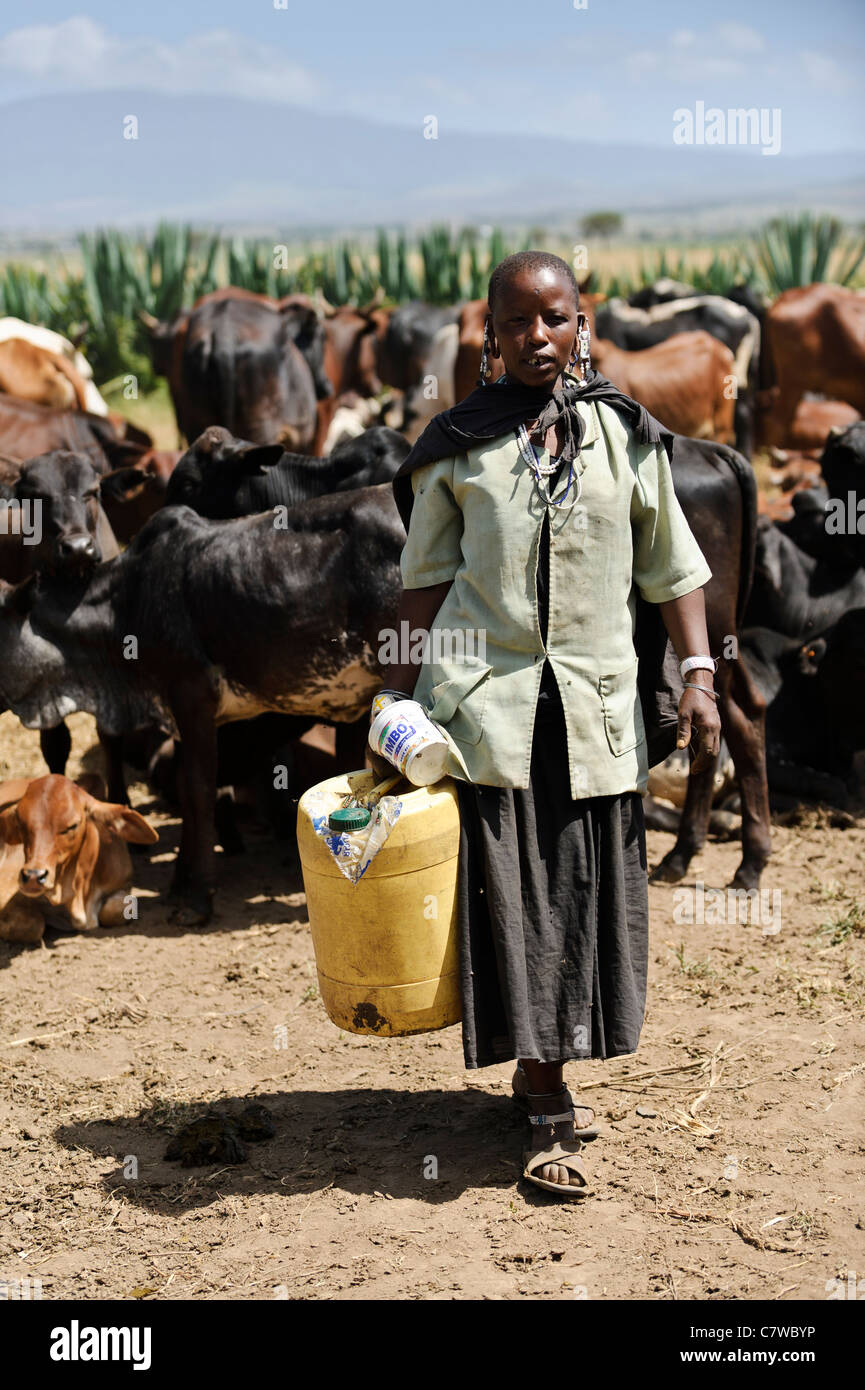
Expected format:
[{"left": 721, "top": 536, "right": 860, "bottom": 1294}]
[{"left": 486, "top": 251, "right": 580, "bottom": 390}]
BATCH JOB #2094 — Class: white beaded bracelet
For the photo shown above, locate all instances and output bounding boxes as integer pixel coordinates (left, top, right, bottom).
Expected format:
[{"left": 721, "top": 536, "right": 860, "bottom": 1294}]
[{"left": 679, "top": 655, "right": 717, "bottom": 678}]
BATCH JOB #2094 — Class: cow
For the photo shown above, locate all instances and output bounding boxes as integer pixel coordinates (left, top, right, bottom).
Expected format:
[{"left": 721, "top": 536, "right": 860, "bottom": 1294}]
[
  {"left": 454, "top": 298, "right": 502, "bottom": 401},
  {"left": 820, "top": 420, "right": 865, "bottom": 568},
  {"left": 402, "top": 322, "right": 459, "bottom": 443},
  {"left": 763, "top": 284, "right": 865, "bottom": 444},
  {"left": 377, "top": 301, "right": 462, "bottom": 394},
  {"left": 738, "top": 623, "right": 865, "bottom": 806},
  {"left": 0, "top": 450, "right": 118, "bottom": 585},
  {"left": 0, "top": 485, "right": 405, "bottom": 923},
  {"left": 143, "top": 290, "right": 332, "bottom": 450},
  {"left": 163, "top": 425, "right": 410, "bottom": 518},
  {"left": 627, "top": 279, "right": 696, "bottom": 309},
  {"left": 0, "top": 774, "right": 157, "bottom": 943},
  {"left": 0, "top": 338, "right": 91, "bottom": 412},
  {"left": 176, "top": 295, "right": 330, "bottom": 451},
  {"left": 593, "top": 294, "right": 760, "bottom": 456},
  {"left": 760, "top": 394, "right": 860, "bottom": 453},
  {"left": 645, "top": 437, "right": 769, "bottom": 891},
  {"left": 744, "top": 512, "right": 865, "bottom": 638},
  {"left": 801, "top": 607, "right": 865, "bottom": 762},
  {"left": 591, "top": 329, "right": 737, "bottom": 444},
  {"left": 313, "top": 299, "right": 390, "bottom": 451},
  {"left": 0, "top": 318, "right": 108, "bottom": 416},
  {"left": 0, "top": 396, "right": 153, "bottom": 474},
  {"left": 98, "top": 449, "right": 182, "bottom": 544}
]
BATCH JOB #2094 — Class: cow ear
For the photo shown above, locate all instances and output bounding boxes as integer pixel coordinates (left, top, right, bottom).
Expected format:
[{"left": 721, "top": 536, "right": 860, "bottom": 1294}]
[
  {"left": 88, "top": 802, "right": 159, "bottom": 844},
  {"left": 0, "top": 805, "right": 23, "bottom": 845},
  {"left": 239, "top": 445, "right": 283, "bottom": 475}
]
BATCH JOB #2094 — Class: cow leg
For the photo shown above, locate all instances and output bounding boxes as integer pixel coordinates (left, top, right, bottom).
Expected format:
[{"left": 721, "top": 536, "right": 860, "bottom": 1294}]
[
  {"left": 98, "top": 729, "right": 128, "bottom": 804},
  {"left": 720, "top": 655, "right": 771, "bottom": 890},
  {"left": 0, "top": 898, "right": 45, "bottom": 943},
  {"left": 168, "top": 686, "right": 218, "bottom": 925},
  {"left": 40, "top": 722, "right": 71, "bottom": 775},
  {"left": 649, "top": 754, "right": 718, "bottom": 884},
  {"left": 98, "top": 891, "right": 131, "bottom": 929},
  {"left": 335, "top": 717, "right": 370, "bottom": 775}
]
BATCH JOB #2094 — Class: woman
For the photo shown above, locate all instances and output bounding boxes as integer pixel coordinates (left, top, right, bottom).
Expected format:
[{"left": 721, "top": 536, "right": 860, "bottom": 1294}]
[{"left": 376, "top": 251, "right": 721, "bottom": 1198}]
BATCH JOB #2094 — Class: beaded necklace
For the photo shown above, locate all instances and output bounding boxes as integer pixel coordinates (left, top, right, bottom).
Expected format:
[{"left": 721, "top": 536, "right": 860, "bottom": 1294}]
[{"left": 516, "top": 423, "right": 583, "bottom": 511}]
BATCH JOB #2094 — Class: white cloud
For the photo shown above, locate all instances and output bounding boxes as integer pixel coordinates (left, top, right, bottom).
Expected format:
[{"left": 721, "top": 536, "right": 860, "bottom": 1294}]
[
  {"left": 0, "top": 16, "right": 323, "bottom": 106},
  {"left": 671, "top": 30, "right": 697, "bottom": 50},
  {"left": 799, "top": 50, "right": 852, "bottom": 90},
  {"left": 716, "top": 23, "right": 766, "bottom": 54}
]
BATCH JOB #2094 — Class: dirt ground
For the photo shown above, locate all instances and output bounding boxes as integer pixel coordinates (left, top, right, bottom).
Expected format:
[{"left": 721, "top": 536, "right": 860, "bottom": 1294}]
[{"left": 1, "top": 711, "right": 863, "bottom": 1303}]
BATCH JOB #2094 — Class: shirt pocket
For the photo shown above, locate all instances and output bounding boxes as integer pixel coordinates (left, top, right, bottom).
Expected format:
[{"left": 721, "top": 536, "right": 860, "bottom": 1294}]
[
  {"left": 425, "top": 656, "right": 493, "bottom": 746},
  {"left": 599, "top": 659, "right": 642, "bottom": 757}
]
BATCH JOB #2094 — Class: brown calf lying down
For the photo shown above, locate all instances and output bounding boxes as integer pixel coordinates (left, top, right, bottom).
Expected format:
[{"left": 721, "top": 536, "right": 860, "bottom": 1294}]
[{"left": 0, "top": 774, "right": 158, "bottom": 942}]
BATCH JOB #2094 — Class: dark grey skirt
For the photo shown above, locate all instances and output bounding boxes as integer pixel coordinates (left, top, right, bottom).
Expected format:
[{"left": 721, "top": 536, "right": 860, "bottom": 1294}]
[{"left": 455, "top": 670, "right": 649, "bottom": 1069}]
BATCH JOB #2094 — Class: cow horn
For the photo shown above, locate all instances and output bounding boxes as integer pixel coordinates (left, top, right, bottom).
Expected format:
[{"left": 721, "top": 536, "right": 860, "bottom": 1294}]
[
  {"left": 358, "top": 285, "right": 386, "bottom": 316},
  {"left": 138, "top": 310, "right": 161, "bottom": 333},
  {"left": 313, "top": 289, "right": 338, "bottom": 318}
]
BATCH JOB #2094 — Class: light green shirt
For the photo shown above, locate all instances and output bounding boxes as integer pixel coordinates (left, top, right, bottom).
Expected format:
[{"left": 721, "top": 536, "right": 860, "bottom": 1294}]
[{"left": 399, "top": 399, "right": 712, "bottom": 798}]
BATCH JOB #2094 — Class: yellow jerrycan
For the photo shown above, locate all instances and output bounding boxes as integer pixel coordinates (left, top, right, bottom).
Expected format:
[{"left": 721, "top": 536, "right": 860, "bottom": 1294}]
[{"left": 296, "top": 769, "right": 462, "bottom": 1037}]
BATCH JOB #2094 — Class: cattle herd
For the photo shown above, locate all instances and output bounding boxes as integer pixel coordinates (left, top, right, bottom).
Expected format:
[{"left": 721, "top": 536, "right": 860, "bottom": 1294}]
[{"left": 0, "top": 275, "right": 863, "bottom": 940}]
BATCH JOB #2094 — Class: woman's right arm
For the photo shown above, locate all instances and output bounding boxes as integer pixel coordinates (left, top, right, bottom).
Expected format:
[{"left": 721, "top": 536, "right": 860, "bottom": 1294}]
[{"left": 378, "top": 579, "right": 453, "bottom": 698}]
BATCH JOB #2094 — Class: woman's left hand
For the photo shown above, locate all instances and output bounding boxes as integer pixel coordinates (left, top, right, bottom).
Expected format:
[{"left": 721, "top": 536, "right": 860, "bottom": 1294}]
[{"left": 677, "top": 685, "right": 722, "bottom": 773}]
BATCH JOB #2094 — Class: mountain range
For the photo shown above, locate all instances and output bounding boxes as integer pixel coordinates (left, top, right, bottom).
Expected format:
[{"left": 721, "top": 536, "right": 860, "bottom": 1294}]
[{"left": 2, "top": 91, "right": 863, "bottom": 234}]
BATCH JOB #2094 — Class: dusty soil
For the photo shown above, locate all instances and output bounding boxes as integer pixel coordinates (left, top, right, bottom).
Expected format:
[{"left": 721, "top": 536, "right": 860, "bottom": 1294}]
[{"left": 1, "top": 711, "right": 863, "bottom": 1302}]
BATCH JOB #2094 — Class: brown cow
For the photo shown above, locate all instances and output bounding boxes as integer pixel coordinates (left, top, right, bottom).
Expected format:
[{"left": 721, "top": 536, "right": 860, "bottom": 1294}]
[
  {"left": 0, "top": 338, "right": 89, "bottom": 412},
  {"left": 759, "top": 390, "right": 860, "bottom": 451},
  {"left": 764, "top": 284, "right": 865, "bottom": 442},
  {"left": 314, "top": 302, "right": 389, "bottom": 451},
  {"left": 0, "top": 774, "right": 157, "bottom": 943},
  {"left": 455, "top": 297, "right": 736, "bottom": 443},
  {"left": 0, "top": 396, "right": 153, "bottom": 473}
]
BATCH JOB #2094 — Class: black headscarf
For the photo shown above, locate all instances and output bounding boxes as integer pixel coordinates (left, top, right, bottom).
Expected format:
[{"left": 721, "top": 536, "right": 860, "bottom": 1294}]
[{"left": 393, "top": 367, "right": 684, "bottom": 768}]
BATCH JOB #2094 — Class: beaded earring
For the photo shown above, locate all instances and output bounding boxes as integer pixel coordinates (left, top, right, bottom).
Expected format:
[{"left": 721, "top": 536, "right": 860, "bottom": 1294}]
[
  {"left": 573, "top": 312, "right": 591, "bottom": 382},
  {"left": 477, "top": 322, "right": 493, "bottom": 387}
]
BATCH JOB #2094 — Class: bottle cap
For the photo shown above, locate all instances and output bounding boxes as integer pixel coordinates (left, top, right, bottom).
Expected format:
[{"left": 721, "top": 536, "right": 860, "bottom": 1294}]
[{"left": 328, "top": 806, "right": 372, "bottom": 832}]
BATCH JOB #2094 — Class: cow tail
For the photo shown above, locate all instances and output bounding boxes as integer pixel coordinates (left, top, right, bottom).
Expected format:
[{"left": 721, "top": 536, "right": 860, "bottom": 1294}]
[{"left": 721, "top": 443, "right": 758, "bottom": 625}]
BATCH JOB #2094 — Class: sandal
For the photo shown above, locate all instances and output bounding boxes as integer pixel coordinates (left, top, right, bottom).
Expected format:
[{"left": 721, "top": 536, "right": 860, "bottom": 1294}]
[
  {"left": 511, "top": 1066, "right": 600, "bottom": 1141},
  {"left": 522, "top": 1105, "right": 594, "bottom": 1199}
]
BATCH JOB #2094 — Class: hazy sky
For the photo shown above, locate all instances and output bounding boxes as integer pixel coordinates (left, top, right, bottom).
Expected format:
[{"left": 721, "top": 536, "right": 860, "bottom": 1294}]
[{"left": 1, "top": 1, "right": 863, "bottom": 154}]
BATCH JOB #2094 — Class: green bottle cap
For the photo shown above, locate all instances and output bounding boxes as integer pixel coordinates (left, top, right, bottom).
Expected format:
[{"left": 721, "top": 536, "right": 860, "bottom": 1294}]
[{"left": 328, "top": 806, "right": 372, "bottom": 832}]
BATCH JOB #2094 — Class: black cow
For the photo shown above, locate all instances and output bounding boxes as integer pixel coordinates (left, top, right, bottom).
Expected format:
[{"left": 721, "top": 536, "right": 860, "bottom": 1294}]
[
  {"left": 745, "top": 514, "right": 865, "bottom": 638},
  {"left": 820, "top": 421, "right": 865, "bottom": 568},
  {"left": 595, "top": 293, "right": 761, "bottom": 457},
  {"left": 177, "top": 296, "right": 331, "bottom": 452},
  {"left": 0, "top": 451, "right": 117, "bottom": 584},
  {"left": 645, "top": 437, "right": 769, "bottom": 891},
  {"left": 377, "top": 301, "right": 462, "bottom": 393},
  {"left": 164, "top": 425, "right": 410, "bottom": 518},
  {"left": 0, "top": 450, "right": 126, "bottom": 798},
  {"left": 739, "top": 621, "right": 865, "bottom": 805},
  {"left": 0, "top": 486, "right": 404, "bottom": 923}
]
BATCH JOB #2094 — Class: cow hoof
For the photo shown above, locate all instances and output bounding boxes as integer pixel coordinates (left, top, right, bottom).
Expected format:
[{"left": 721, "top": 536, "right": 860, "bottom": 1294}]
[
  {"left": 730, "top": 867, "right": 764, "bottom": 892},
  {"left": 649, "top": 856, "right": 689, "bottom": 884},
  {"left": 167, "top": 884, "right": 214, "bottom": 925}
]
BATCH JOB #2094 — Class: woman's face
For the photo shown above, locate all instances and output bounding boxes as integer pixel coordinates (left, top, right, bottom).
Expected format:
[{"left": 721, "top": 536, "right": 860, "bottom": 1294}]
[{"left": 488, "top": 267, "right": 579, "bottom": 389}]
